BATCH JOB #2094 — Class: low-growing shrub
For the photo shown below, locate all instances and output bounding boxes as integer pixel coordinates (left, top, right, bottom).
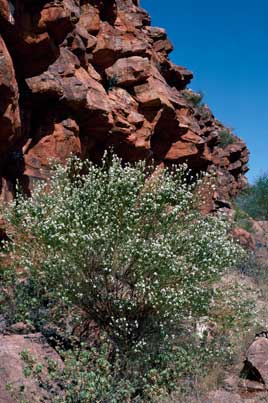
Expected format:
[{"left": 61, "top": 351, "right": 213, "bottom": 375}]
[
  {"left": 234, "top": 207, "right": 253, "bottom": 233},
  {"left": 106, "top": 75, "right": 118, "bottom": 91},
  {"left": 217, "top": 129, "right": 236, "bottom": 148},
  {"left": 1, "top": 154, "right": 248, "bottom": 401},
  {"left": 181, "top": 90, "right": 204, "bottom": 107},
  {"left": 236, "top": 173, "right": 268, "bottom": 220},
  {"left": 20, "top": 338, "right": 230, "bottom": 403}
]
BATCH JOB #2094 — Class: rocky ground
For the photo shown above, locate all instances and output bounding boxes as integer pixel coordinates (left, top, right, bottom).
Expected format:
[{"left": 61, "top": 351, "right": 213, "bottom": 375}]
[
  {"left": 0, "top": 331, "right": 63, "bottom": 402},
  {"left": 207, "top": 221, "right": 268, "bottom": 402}
]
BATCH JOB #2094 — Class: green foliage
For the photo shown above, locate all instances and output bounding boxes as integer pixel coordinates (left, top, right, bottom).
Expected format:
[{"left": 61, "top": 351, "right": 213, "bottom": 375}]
[
  {"left": 1, "top": 154, "right": 248, "bottom": 401},
  {"left": 106, "top": 75, "right": 118, "bottom": 91},
  {"left": 237, "top": 251, "right": 268, "bottom": 284},
  {"left": 234, "top": 207, "right": 253, "bottom": 233},
  {"left": 236, "top": 173, "right": 268, "bottom": 220},
  {"left": 181, "top": 90, "right": 204, "bottom": 107},
  {"left": 217, "top": 129, "right": 236, "bottom": 148},
  {"left": 19, "top": 338, "right": 230, "bottom": 403}
]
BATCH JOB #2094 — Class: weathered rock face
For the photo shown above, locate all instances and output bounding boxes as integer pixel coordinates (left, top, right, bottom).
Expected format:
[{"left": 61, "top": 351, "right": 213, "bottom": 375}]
[
  {"left": 0, "top": 0, "right": 249, "bottom": 208},
  {"left": 0, "top": 34, "right": 20, "bottom": 153}
]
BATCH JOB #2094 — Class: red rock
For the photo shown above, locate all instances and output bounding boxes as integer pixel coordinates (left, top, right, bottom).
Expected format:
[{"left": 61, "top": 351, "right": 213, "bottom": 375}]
[
  {"left": 128, "top": 111, "right": 145, "bottom": 126},
  {"left": 134, "top": 76, "right": 174, "bottom": 109},
  {"left": 0, "top": 0, "right": 80, "bottom": 78},
  {"left": 233, "top": 227, "right": 255, "bottom": 249},
  {"left": 145, "top": 26, "right": 167, "bottom": 41},
  {"left": 39, "top": 2, "right": 79, "bottom": 45},
  {"left": 115, "top": 0, "right": 151, "bottom": 31},
  {"left": 93, "top": 22, "right": 149, "bottom": 69},
  {"left": 164, "top": 141, "right": 199, "bottom": 160},
  {"left": 0, "top": 0, "right": 249, "bottom": 209},
  {"left": 176, "top": 107, "right": 201, "bottom": 132},
  {"left": 0, "top": 0, "right": 12, "bottom": 24},
  {"left": 86, "top": 34, "right": 97, "bottom": 52},
  {"left": 0, "top": 35, "right": 20, "bottom": 153},
  {"left": 181, "top": 130, "right": 205, "bottom": 144},
  {"left": 80, "top": 3, "right": 100, "bottom": 34},
  {"left": 153, "top": 38, "right": 174, "bottom": 55},
  {"left": 66, "top": 29, "right": 88, "bottom": 67},
  {"left": 162, "top": 61, "right": 193, "bottom": 90},
  {"left": 87, "top": 63, "right": 101, "bottom": 81},
  {"left": 48, "top": 47, "right": 80, "bottom": 77},
  {"left": 105, "top": 56, "right": 151, "bottom": 87},
  {"left": 228, "top": 160, "right": 242, "bottom": 172},
  {"left": 109, "top": 87, "right": 140, "bottom": 133},
  {"left": 26, "top": 72, "right": 63, "bottom": 99},
  {"left": 85, "top": 72, "right": 111, "bottom": 113},
  {"left": 23, "top": 118, "right": 81, "bottom": 179},
  {"left": 245, "top": 337, "right": 268, "bottom": 386},
  {"left": 106, "top": 87, "right": 150, "bottom": 159}
]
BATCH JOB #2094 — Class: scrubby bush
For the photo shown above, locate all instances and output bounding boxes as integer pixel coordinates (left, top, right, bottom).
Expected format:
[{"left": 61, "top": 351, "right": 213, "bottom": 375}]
[
  {"left": 1, "top": 155, "right": 247, "bottom": 401},
  {"left": 181, "top": 89, "right": 204, "bottom": 107},
  {"left": 234, "top": 207, "right": 253, "bottom": 233},
  {"left": 217, "top": 129, "right": 236, "bottom": 148},
  {"left": 236, "top": 173, "right": 268, "bottom": 220}
]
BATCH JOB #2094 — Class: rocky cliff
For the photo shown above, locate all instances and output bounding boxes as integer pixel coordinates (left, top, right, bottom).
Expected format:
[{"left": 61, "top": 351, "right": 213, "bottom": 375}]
[{"left": 0, "top": 0, "right": 249, "bottom": 208}]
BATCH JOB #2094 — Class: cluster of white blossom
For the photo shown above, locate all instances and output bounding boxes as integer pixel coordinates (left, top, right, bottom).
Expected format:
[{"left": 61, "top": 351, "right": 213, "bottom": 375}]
[{"left": 3, "top": 154, "right": 244, "bottom": 350}]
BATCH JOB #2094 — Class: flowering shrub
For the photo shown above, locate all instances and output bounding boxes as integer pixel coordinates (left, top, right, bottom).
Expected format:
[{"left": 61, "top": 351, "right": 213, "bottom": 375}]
[{"left": 1, "top": 154, "right": 246, "bottom": 400}]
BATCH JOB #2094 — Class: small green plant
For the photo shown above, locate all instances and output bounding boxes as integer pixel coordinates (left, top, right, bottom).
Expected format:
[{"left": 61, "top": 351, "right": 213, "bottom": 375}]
[
  {"left": 237, "top": 251, "right": 268, "bottom": 280},
  {"left": 106, "top": 75, "right": 118, "bottom": 91},
  {"left": 234, "top": 207, "right": 253, "bottom": 233},
  {"left": 217, "top": 129, "right": 236, "bottom": 147},
  {"left": 181, "top": 90, "right": 204, "bottom": 107},
  {"left": 18, "top": 340, "right": 226, "bottom": 403}
]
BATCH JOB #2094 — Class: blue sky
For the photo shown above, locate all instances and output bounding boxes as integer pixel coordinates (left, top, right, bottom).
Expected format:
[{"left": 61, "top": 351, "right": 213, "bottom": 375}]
[{"left": 141, "top": 0, "right": 268, "bottom": 182}]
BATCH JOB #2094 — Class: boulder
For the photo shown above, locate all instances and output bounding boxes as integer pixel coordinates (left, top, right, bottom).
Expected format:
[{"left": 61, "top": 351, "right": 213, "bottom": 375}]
[
  {"left": 93, "top": 22, "right": 149, "bottom": 69},
  {"left": 115, "top": 0, "right": 151, "bottom": 30},
  {"left": 161, "top": 61, "right": 193, "bottom": 90},
  {"left": 134, "top": 76, "right": 175, "bottom": 109},
  {"left": 79, "top": 3, "right": 100, "bottom": 34},
  {"left": 23, "top": 117, "right": 81, "bottom": 180},
  {"left": 233, "top": 227, "right": 255, "bottom": 249},
  {"left": 244, "top": 337, "right": 268, "bottom": 387},
  {"left": 105, "top": 56, "right": 151, "bottom": 87}
]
